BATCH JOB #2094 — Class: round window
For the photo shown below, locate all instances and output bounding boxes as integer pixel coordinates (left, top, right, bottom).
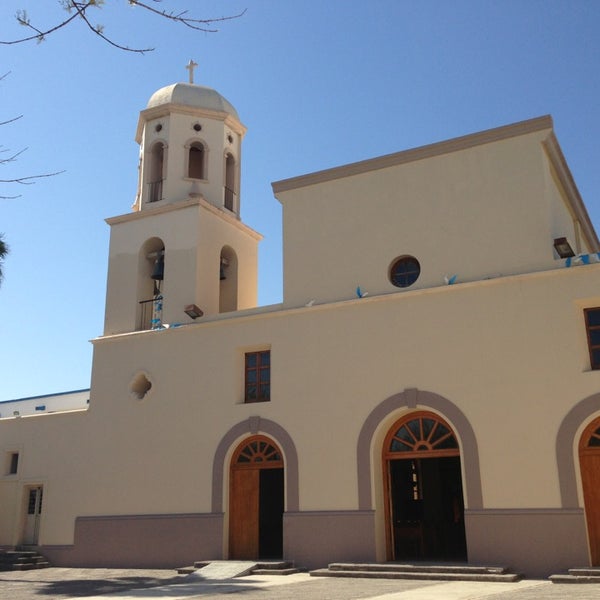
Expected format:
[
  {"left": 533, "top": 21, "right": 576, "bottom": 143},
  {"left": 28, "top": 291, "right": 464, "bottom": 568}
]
[{"left": 390, "top": 256, "right": 420, "bottom": 288}]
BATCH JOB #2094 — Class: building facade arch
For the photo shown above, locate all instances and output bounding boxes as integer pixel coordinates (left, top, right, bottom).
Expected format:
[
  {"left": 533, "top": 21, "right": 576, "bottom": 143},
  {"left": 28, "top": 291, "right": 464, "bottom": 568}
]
[
  {"left": 556, "top": 392, "right": 600, "bottom": 508},
  {"left": 211, "top": 417, "right": 299, "bottom": 513},
  {"left": 356, "top": 388, "right": 482, "bottom": 511},
  {"left": 145, "top": 139, "right": 168, "bottom": 203},
  {"left": 184, "top": 137, "right": 209, "bottom": 181},
  {"left": 223, "top": 150, "right": 238, "bottom": 213}
]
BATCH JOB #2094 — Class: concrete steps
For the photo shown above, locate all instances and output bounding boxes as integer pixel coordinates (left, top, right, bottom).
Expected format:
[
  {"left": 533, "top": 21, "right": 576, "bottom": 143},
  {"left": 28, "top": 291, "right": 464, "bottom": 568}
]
[
  {"left": 177, "top": 560, "right": 300, "bottom": 577},
  {"left": 0, "top": 549, "right": 50, "bottom": 571},
  {"left": 549, "top": 567, "right": 600, "bottom": 583},
  {"left": 310, "top": 562, "right": 522, "bottom": 582},
  {"left": 251, "top": 561, "right": 300, "bottom": 575}
]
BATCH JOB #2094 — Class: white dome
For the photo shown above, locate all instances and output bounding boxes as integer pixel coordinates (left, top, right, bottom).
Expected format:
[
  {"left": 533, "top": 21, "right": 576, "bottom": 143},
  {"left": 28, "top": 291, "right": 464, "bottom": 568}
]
[{"left": 147, "top": 83, "right": 239, "bottom": 120}]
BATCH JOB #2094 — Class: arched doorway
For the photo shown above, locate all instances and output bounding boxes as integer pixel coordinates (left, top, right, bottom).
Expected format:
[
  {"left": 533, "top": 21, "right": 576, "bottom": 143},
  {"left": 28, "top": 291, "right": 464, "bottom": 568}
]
[
  {"left": 229, "top": 436, "right": 284, "bottom": 559},
  {"left": 383, "top": 411, "right": 467, "bottom": 561},
  {"left": 580, "top": 416, "right": 600, "bottom": 565}
]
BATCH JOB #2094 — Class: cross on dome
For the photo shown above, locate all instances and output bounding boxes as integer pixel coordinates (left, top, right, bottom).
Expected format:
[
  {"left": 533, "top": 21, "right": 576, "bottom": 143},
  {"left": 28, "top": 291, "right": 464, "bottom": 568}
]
[{"left": 186, "top": 59, "right": 198, "bottom": 84}]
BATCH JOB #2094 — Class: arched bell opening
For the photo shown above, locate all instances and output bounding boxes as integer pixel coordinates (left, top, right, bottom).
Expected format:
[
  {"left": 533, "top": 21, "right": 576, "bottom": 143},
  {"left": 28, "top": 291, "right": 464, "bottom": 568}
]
[
  {"left": 224, "top": 152, "right": 237, "bottom": 213},
  {"left": 188, "top": 141, "right": 206, "bottom": 180},
  {"left": 229, "top": 435, "right": 284, "bottom": 560},
  {"left": 148, "top": 142, "right": 166, "bottom": 203},
  {"left": 136, "top": 237, "right": 165, "bottom": 330},
  {"left": 383, "top": 411, "right": 467, "bottom": 562},
  {"left": 579, "top": 416, "right": 600, "bottom": 565},
  {"left": 219, "top": 246, "right": 238, "bottom": 313}
]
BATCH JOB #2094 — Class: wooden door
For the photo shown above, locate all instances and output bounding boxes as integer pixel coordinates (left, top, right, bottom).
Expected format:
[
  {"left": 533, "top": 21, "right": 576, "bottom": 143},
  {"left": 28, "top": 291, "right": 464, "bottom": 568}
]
[
  {"left": 229, "top": 436, "right": 284, "bottom": 560},
  {"left": 229, "top": 469, "right": 259, "bottom": 559},
  {"left": 383, "top": 412, "right": 466, "bottom": 561},
  {"left": 580, "top": 418, "right": 600, "bottom": 565}
]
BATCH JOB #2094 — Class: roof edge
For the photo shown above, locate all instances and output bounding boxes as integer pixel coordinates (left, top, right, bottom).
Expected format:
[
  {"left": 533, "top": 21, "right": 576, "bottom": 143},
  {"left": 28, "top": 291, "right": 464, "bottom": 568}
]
[
  {"left": 0, "top": 388, "right": 90, "bottom": 404},
  {"left": 542, "top": 132, "right": 600, "bottom": 252},
  {"left": 272, "top": 115, "right": 553, "bottom": 196},
  {"left": 106, "top": 197, "right": 262, "bottom": 241},
  {"left": 135, "top": 104, "right": 246, "bottom": 143}
]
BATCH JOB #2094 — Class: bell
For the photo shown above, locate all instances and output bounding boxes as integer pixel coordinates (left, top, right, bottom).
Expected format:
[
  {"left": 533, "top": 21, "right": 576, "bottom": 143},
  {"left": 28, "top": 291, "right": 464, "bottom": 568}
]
[
  {"left": 220, "top": 256, "right": 229, "bottom": 281},
  {"left": 151, "top": 254, "right": 164, "bottom": 281}
]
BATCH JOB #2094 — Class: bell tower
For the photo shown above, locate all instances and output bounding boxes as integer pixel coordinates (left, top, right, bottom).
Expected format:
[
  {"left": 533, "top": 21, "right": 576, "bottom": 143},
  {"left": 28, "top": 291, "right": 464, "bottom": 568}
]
[
  {"left": 102, "top": 64, "right": 261, "bottom": 335},
  {"left": 133, "top": 60, "right": 245, "bottom": 213}
]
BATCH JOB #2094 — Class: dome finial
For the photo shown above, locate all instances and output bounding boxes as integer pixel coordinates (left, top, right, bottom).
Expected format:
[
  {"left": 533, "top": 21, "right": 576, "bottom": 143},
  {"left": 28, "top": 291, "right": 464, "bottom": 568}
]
[{"left": 186, "top": 59, "right": 198, "bottom": 84}]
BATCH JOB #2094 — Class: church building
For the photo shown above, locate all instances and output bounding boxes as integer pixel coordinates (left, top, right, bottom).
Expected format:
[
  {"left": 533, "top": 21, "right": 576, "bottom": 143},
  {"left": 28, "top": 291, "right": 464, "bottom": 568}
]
[{"left": 1, "top": 72, "right": 600, "bottom": 578}]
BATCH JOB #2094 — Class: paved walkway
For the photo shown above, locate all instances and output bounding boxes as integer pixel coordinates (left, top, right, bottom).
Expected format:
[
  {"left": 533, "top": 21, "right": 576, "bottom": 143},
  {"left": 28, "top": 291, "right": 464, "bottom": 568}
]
[{"left": 1, "top": 568, "right": 600, "bottom": 599}]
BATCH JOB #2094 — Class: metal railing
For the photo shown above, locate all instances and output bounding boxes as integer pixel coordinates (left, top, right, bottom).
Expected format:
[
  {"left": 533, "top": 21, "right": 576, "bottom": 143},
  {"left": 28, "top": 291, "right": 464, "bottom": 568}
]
[
  {"left": 138, "top": 296, "right": 163, "bottom": 331},
  {"left": 148, "top": 179, "right": 164, "bottom": 203},
  {"left": 224, "top": 186, "right": 236, "bottom": 211}
]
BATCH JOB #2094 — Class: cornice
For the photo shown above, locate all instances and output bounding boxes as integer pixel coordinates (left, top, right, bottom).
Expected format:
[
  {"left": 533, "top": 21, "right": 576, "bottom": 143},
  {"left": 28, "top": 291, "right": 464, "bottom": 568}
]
[
  {"left": 197, "top": 198, "right": 263, "bottom": 241},
  {"left": 542, "top": 132, "right": 600, "bottom": 252},
  {"left": 93, "top": 262, "right": 600, "bottom": 345},
  {"left": 272, "top": 115, "right": 553, "bottom": 196},
  {"left": 135, "top": 103, "right": 246, "bottom": 142},
  {"left": 105, "top": 197, "right": 262, "bottom": 241},
  {"left": 105, "top": 198, "right": 201, "bottom": 225}
]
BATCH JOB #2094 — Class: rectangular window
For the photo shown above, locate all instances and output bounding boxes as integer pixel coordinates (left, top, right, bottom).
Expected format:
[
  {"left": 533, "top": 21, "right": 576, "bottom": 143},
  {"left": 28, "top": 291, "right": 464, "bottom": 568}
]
[
  {"left": 8, "top": 452, "right": 19, "bottom": 475},
  {"left": 245, "top": 350, "right": 270, "bottom": 403},
  {"left": 584, "top": 308, "right": 600, "bottom": 369}
]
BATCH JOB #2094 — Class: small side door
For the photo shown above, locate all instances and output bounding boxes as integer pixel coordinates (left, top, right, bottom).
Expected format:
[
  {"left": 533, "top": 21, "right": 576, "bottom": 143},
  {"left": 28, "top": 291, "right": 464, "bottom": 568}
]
[{"left": 22, "top": 486, "right": 43, "bottom": 545}]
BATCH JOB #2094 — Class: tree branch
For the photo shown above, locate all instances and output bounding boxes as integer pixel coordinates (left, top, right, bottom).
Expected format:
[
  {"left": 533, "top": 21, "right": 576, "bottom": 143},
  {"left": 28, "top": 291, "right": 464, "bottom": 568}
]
[
  {"left": 5, "top": 6, "right": 82, "bottom": 46},
  {"left": 1, "top": 1, "right": 246, "bottom": 53},
  {"left": 0, "top": 169, "right": 66, "bottom": 199},
  {"left": 0, "top": 74, "right": 64, "bottom": 199}
]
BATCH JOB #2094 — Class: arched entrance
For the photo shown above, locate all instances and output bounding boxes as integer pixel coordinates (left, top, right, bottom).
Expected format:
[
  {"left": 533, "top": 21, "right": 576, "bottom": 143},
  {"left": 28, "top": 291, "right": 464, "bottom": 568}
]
[
  {"left": 383, "top": 411, "right": 467, "bottom": 561},
  {"left": 580, "top": 416, "right": 600, "bottom": 565},
  {"left": 229, "top": 436, "right": 284, "bottom": 559}
]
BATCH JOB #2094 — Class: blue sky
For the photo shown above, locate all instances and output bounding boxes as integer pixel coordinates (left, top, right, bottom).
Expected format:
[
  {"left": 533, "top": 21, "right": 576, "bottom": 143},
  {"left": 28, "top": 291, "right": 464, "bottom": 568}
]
[{"left": 1, "top": 1, "right": 599, "bottom": 401}]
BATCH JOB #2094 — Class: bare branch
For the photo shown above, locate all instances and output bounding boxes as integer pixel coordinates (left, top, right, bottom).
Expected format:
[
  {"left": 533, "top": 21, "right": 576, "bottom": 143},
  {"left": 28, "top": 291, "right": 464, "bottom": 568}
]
[
  {"left": 0, "top": 73, "right": 64, "bottom": 200},
  {"left": 70, "top": 1, "right": 153, "bottom": 53},
  {"left": 3, "top": 6, "right": 81, "bottom": 46},
  {"left": 0, "top": 171, "right": 65, "bottom": 185},
  {"left": 0, "top": 147, "right": 28, "bottom": 164},
  {"left": 0, "top": 1, "right": 245, "bottom": 53},
  {"left": 0, "top": 169, "right": 66, "bottom": 199},
  {"left": 0, "top": 115, "right": 23, "bottom": 127},
  {"left": 130, "top": 1, "right": 247, "bottom": 32}
]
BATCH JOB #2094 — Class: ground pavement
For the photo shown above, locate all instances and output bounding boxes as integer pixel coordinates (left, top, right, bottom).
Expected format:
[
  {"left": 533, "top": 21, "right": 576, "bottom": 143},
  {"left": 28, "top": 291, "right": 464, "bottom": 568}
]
[{"left": 1, "top": 568, "right": 600, "bottom": 600}]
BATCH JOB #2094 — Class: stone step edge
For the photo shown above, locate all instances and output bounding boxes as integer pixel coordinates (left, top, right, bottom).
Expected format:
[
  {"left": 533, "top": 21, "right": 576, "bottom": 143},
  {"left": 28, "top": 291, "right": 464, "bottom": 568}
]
[
  {"left": 311, "top": 569, "right": 521, "bottom": 582},
  {"left": 178, "top": 560, "right": 296, "bottom": 576},
  {"left": 569, "top": 568, "right": 600, "bottom": 576},
  {"left": 0, "top": 556, "right": 47, "bottom": 563},
  {"left": 549, "top": 574, "right": 600, "bottom": 584},
  {"left": 251, "top": 568, "right": 301, "bottom": 576},
  {"left": 177, "top": 567, "right": 196, "bottom": 575},
  {"left": 0, "top": 563, "right": 50, "bottom": 571},
  {"left": 253, "top": 561, "right": 294, "bottom": 570},
  {"left": 327, "top": 563, "right": 510, "bottom": 575}
]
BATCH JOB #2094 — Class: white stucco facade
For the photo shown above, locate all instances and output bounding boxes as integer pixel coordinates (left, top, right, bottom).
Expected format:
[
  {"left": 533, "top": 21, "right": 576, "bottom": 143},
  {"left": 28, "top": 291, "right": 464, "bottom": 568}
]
[{"left": 1, "top": 79, "right": 599, "bottom": 577}]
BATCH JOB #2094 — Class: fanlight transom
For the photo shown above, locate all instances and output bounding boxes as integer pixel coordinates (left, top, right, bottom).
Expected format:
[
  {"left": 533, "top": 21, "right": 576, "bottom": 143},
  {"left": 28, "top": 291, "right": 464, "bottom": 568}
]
[{"left": 385, "top": 412, "right": 459, "bottom": 457}]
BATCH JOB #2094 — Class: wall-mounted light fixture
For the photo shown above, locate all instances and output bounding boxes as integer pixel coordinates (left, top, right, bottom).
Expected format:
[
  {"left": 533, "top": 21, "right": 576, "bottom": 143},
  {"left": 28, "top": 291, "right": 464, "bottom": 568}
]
[
  {"left": 184, "top": 304, "right": 204, "bottom": 319},
  {"left": 553, "top": 237, "right": 575, "bottom": 259}
]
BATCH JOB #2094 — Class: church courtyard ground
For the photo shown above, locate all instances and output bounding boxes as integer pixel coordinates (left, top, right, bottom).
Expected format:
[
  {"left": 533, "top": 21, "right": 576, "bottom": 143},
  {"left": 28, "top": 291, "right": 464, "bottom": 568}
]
[{"left": 1, "top": 568, "right": 600, "bottom": 600}]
